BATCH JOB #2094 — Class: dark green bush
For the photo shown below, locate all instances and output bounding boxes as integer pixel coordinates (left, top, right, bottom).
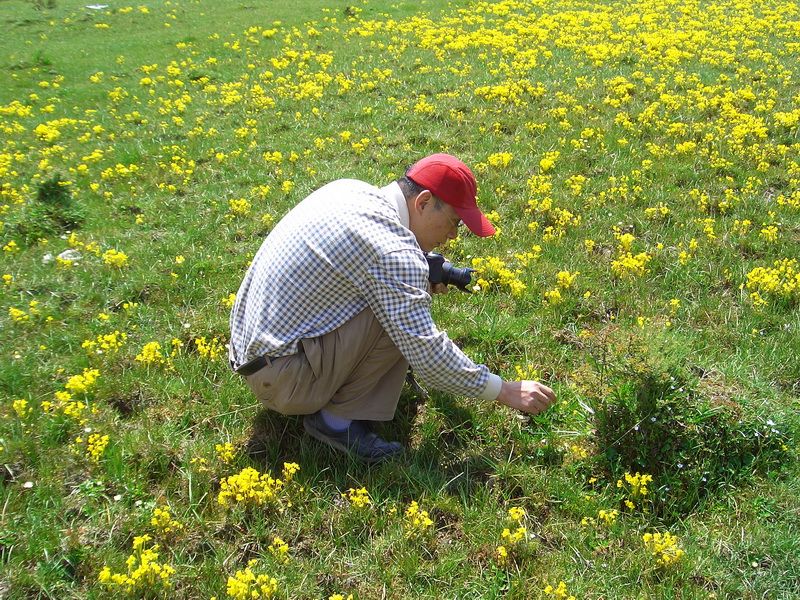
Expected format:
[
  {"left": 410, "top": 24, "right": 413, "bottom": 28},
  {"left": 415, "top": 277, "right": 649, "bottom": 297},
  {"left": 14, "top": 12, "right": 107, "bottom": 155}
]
[
  {"left": 10, "top": 174, "right": 84, "bottom": 244},
  {"left": 582, "top": 329, "right": 793, "bottom": 519}
]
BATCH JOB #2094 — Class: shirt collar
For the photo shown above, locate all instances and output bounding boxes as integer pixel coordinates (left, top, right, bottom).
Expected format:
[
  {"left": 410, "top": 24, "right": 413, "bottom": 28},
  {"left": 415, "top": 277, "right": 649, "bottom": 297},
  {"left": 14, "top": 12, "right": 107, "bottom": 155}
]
[{"left": 382, "top": 182, "right": 409, "bottom": 229}]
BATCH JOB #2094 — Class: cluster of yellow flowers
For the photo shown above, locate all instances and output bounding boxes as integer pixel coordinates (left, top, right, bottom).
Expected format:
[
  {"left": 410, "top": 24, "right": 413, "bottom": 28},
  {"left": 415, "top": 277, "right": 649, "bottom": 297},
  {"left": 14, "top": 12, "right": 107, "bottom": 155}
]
[
  {"left": 135, "top": 339, "right": 182, "bottom": 366},
  {"left": 82, "top": 330, "right": 127, "bottom": 355},
  {"left": 544, "top": 270, "right": 580, "bottom": 305},
  {"left": 611, "top": 251, "right": 652, "bottom": 279},
  {"left": 227, "top": 197, "right": 251, "bottom": 216},
  {"left": 526, "top": 174, "right": 582, "bottom": 242},
  {"left": 677, "top": 238, "right": 699, "bottom": 266},
  {"left": 225, "top": 560, "right": 277, "bottom": 600},
  {"left": 514, "top": 363, "right": 539, "bottom": 380},
  {"left": 543, "top": 580, "right": 577, "bottom": 600},
  {"left": 470, "top": 255, "right": 528, "bottom": 296},
  {"left": 39, "top": 368, "right": 102, "bottom": 425},
  {"left": 150, "top": 506, "right": 184, "bottom": 534},
  {"left": 403, "top": 500, "right": 434, "bottom": 539},
  {"left": 98, "top": 535, "right": 176, "bottom": 594},
  {"left": 65, "top": 368, "right": 101, "bottom": 394},
  {"left": 745, "top": 258, "right": 800, "bottom": 307},
  {"left": 70, "top": 432, "right": 109, "bottom": 463},
  {"left": 43, "top": 390, "right": 86, "bottom": 423},
  {"left": 643, "top": 531, "right": 685, "bottom": 567},
  {"left": 102, "top": 248, "right": 129, "bottom": 268},
  {"left": 221, "top": 292, "right": 237, "bottom": 309},
  {"left": 217, "top": 463, "right": 300, "bottom": 510},
  {"left": 486, "top": 151, "right": 513, "bottom": 168},
  {"left": 135, "top": 341, "right": 166, "bottom": 365},
  {"left": 12, "top": 398, "right": 32, "bottom": 419},
  {"left": 342, "top": 486, "right": 371, "bottom": 509},
  {"left": 195, "top": 336, "right": 226, "bottom": 361},
  {"left": 581, "top": 508, "right": 619, "bottom": 528},
  {"left": 7, "top": 300, "right": 45, "bottom": 323},
  {"left": 215, "top": 442, "right": 236, "bottom": 464},
  {"left": 496, "top": 506, "right": 527, "bottom": 566},
  {"left": 268, "top": 536, "right": 290, "bottom": 564},
  {"left": 617, "top": 471, "right": 653, "bottom": 510}
]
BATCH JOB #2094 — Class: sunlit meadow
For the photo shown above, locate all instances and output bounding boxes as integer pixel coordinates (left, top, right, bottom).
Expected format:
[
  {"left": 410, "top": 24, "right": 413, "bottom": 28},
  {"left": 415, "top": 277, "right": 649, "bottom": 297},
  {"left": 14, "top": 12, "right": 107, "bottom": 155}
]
[{"left": 1, "top": 0, "right": 798, "bottom": 597}]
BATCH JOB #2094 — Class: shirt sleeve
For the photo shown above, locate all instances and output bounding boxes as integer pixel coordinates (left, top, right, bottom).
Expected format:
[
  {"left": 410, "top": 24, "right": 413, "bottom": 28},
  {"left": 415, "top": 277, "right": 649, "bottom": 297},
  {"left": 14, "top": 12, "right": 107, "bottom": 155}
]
[{"left": 359, "top": 248, "right": 498, "bottom": 399}]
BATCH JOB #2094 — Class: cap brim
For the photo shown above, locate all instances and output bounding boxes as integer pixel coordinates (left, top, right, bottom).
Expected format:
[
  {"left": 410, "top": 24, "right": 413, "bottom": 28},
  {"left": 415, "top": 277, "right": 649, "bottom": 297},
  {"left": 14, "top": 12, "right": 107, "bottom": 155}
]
[{"left": 453, "top": 206, "right": 496, "bottom": 237}]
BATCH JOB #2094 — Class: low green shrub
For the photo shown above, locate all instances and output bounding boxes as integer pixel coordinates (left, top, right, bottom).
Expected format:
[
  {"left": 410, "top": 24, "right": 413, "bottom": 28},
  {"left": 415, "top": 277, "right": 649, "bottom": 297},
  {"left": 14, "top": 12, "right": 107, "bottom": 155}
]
[{"left": 580, "top": 328, "right": 793, "bottom": 519}]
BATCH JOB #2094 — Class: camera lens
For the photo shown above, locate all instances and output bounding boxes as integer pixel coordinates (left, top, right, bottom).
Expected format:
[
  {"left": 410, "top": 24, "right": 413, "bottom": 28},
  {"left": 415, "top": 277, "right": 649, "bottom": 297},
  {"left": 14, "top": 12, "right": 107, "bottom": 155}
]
[{"left": 441, "top": 261, "right": 473, "bottom": 290}]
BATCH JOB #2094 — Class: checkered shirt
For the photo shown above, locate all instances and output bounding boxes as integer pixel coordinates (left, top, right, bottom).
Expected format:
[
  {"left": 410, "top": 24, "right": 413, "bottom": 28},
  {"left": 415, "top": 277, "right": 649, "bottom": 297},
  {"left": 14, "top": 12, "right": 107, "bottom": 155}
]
[{"left": 229, "top": 178, "right": 494, "bottom": 398}]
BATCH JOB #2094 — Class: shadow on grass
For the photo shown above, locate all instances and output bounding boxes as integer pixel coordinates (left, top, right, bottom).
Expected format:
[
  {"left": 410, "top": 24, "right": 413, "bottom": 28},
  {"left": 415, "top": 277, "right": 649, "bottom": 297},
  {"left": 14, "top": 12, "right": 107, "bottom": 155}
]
[{"left": 242, "top": 386, "right": 499, "bottom": 499}]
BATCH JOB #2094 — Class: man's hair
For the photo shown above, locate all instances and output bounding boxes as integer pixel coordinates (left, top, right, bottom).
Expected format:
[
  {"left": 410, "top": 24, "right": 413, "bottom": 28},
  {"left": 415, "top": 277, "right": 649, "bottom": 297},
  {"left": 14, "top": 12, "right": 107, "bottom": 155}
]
[
  {"left": 397, "top": 175, "right": 425, "bottom": 199},
  {"left": 397, "top": 175, "right": 444, "bottom": 209}
]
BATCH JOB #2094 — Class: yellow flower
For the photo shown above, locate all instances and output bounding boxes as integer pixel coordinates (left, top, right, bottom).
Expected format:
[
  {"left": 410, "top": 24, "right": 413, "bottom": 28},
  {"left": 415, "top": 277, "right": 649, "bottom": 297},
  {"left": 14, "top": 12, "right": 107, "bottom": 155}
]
[
  {"left": 103, "top": 249, "right": 129, "bottom": 268},
  {"left": 151, "top": 506, "right": 184, "bottom": 534},
  {"left": 543, "top": 580, "right": 575, "bottom": 600},
  {"left": 98, "top": 535, "right": 175, "bottom": 593},
  {"left": 508, "top": 507, "right": 526, "bottom": 523},
  {"left": 544, "top": 288, "right": 563, "bottom": 305},
  {"left": 611, "top": 252, "right": 651, "bottom": 278},
  {"left": 217, "top": 464, "right": 299, "bottom": 510},
  {"left": 85, "top": 433, "right": 109, "bottom": 463},
  {"left": 268, "top": 536, "right": 290, "bottom": 564},
  {"left": 9, "top": 307, "right": 29, "bottom": 323},
  {"left": 82, "top": 331, "right": 127, "bottom": 355},
  {"left": 539, "top": 151, "right": 560, "bottom": 172},
  {"left": 403, "top": 501, "right": 434, "bottom": 538},
  {"left": 136, "top": 341, "right": 165, "bottom": 365},
  {"left": 226, "top": 562, "right": 277, "bottom": 599},
  {"left": 556, "top": 270, "right": 579, "bottom": 289},
  {"left": 228, "top": 198, "right": 251, "bottom": 216},
  {"left": 65, "top": 368, "right": 101, "bottom": 394},
  {"left": 342, "top": 487, "right": 371, "bottom": 509},
  {"left": 195, "top": 336, "right": 225, "bottom": 361},
  {"left": 13, "top": 399, "right": 32, "bottom": 418},
  {"left": 221, "top": 293, "right": 236, "bottom": 309},
  {"left": 643, "top": 531, "right": 685, "bottom": 566},
  {"left": 215, "top": 442, "right": 236, "bottom": 464},
  {"left": 487, "top": 152, "right": 513, "bottom": 168}
]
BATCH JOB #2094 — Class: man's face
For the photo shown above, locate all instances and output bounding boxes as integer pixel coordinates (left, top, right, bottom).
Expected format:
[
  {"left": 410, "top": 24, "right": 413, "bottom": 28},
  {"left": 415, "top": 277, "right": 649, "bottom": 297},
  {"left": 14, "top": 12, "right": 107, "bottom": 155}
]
[{"left": 410, "top": 192, "right": 462, "bottom": 252}]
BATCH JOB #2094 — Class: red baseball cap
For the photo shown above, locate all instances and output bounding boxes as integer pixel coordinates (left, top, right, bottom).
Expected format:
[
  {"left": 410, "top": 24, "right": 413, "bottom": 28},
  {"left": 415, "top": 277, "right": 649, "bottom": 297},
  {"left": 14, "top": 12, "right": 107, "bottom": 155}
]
[{"left": 406, "top": 153, "right": 495, "bottom": 237}]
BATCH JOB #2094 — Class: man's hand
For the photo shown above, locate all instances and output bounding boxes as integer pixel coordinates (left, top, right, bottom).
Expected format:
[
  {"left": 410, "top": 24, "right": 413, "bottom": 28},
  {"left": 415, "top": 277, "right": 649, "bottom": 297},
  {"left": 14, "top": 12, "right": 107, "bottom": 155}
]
[{"left": 496, "top": 380, "right": 556, "bottom": 415}]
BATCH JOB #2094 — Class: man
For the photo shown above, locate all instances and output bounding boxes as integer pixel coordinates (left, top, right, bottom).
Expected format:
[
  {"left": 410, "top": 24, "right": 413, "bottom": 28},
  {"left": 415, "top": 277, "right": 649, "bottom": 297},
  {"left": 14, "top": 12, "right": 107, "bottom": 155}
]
[{"left": 229, "top": 153, "right": 556, "bottom": 463}]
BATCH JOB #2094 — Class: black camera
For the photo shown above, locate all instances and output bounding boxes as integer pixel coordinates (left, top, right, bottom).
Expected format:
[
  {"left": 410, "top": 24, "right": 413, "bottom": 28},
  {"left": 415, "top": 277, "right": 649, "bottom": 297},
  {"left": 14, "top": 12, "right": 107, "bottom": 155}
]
[{"left": 425, "top": 253, "right": 474, "bottom": 293}]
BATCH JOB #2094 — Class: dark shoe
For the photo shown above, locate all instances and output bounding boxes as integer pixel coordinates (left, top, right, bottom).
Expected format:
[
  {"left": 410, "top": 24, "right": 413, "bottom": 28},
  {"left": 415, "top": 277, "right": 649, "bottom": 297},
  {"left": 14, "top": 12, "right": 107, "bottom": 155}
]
[{"left": 303, "top": 412, "right": 403, "bottom": 463}]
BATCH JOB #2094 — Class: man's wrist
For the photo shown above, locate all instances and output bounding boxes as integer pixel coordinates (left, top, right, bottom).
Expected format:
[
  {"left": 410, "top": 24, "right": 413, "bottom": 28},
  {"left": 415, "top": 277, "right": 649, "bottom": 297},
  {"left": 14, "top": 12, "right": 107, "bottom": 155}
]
[{"left": 478, "top": 373, "right": 503, "bottom": 401}]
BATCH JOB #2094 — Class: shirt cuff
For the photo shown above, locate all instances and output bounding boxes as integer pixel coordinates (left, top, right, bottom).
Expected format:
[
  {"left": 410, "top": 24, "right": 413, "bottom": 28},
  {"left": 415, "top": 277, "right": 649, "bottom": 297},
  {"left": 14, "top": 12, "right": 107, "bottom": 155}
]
[{"left": 477, "top": 373, "right": 503, "bottom": 401}]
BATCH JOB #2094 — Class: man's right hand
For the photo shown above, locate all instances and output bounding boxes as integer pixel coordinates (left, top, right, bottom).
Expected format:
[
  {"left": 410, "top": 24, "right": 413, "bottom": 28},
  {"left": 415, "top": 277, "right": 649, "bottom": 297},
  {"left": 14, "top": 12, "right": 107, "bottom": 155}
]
[{"left": 496, "top": 380, "right": 556, "bottom": 415}]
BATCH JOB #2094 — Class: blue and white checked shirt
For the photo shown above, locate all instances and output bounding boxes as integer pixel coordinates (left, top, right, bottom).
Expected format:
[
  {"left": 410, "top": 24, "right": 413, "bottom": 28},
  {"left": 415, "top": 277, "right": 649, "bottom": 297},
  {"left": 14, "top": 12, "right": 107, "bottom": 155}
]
[{"left": 229, "top": 179, "right": 502, "bottom": 400}]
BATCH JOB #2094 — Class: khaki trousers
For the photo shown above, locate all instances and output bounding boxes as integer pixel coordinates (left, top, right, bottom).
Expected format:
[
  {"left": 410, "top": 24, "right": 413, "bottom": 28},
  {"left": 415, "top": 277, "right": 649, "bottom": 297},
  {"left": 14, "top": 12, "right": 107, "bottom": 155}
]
[{"left": 243, "top": 309, "right": 409, "bottom": 421}]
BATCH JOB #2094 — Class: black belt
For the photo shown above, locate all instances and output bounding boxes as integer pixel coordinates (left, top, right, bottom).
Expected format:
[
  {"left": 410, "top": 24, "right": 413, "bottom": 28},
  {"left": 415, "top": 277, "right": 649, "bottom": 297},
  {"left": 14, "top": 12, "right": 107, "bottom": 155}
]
[{"left": 235, "top": 355, "right": 270, "bottom": 377}]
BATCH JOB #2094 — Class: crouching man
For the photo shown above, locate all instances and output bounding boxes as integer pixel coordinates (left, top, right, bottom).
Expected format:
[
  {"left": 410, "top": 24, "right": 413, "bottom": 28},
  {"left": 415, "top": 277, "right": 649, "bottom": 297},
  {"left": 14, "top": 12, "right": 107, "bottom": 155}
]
[{"left": 229, "top": 153, "right": 556, "bottom": 463}]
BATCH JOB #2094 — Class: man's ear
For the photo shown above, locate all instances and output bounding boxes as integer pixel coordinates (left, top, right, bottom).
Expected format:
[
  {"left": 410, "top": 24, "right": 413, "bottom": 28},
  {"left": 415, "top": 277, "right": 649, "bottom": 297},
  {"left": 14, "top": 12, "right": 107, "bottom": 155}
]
[{"left": 413, "top": 190, "right": 433, "bottom": 214}]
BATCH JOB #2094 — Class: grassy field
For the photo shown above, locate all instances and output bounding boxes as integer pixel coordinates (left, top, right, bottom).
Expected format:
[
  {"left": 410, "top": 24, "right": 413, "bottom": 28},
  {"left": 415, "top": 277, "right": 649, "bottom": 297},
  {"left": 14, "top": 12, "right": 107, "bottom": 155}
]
[{"left": 1, "top": 0, "right": 799, "bottom": 597}]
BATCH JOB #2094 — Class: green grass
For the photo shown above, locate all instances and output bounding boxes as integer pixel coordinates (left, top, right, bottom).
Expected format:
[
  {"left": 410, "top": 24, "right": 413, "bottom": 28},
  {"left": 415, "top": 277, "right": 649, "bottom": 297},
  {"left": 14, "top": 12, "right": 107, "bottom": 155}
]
[{"left": 1, "top": 0, "right": 799, "bottom": 597}]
